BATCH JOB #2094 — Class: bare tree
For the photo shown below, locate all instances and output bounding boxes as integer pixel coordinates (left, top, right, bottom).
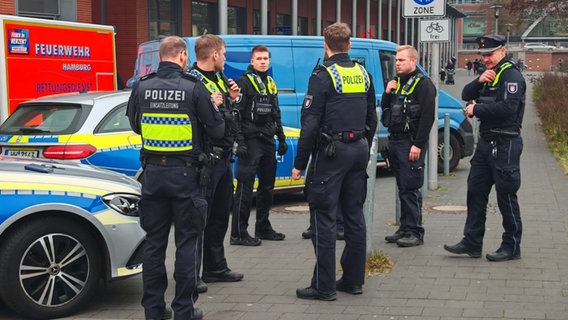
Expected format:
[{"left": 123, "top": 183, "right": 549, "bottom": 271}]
[{"left": 508, "top": 0, "right": 568, "bottom": 19}]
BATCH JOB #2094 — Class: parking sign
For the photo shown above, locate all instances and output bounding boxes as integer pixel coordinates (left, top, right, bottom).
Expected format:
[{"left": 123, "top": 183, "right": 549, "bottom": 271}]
[{"left": 403, "top": 0, "right": 446, "bottom": 18}]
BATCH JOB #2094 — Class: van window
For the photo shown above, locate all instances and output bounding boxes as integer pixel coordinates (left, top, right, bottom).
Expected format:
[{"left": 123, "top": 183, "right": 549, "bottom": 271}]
[
  {"left": 136, "top": 42, "right": 161, "bottom": 78},
  {"left": 379, "top": 50, "right": 397, "bottom": 90},
  {"left": 352, "top": 57, "right": 366, "bottom": 66}
]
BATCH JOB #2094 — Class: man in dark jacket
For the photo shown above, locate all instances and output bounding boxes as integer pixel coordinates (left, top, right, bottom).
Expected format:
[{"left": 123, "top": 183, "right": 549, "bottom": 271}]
[
  {"left": 381, "top": 45, "right": 436, "bottom": 248},
  {"left": 231, "top": 45, "right": 288, "bottom": 246},
  {"left": 127, "top": 35, "right": 225, "bottom": 320},
  {"left": 444, "top": 34, "right": 525, "bottom": 262},
  {"left": 292, "top": 22, "right": 377, "bottom": 300},
  {"left": 188, "top": 34, "right": 245, "bottom": 292}
]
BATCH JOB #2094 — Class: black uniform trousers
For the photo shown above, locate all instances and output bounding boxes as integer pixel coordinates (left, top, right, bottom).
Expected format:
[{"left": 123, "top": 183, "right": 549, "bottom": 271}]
[
  {"left": 139, "top": 163, "right": 207, "bottom": 320},
  {"left": 202, "top": 154, "right": 233, "bottom": 275},
  {"left": 388, "top": 136, "right": 426, "bottom": 239},
  {"left": 462, "top": 136, "right": 523, "bottom": 256},
  {"left": 307, "top": 139, "right": 368, "bottom": 294},
  {"left": 232, "top": 136, "right": 277, "bottom": 237}
]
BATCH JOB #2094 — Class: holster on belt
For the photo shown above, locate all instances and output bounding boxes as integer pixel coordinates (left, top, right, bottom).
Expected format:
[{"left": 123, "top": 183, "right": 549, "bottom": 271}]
[
  {"left": 320, "top": 132, "right": 336, "bottom": 158},
  {"left": 197, "top": 153, "right": 212, "bottom": 186}
]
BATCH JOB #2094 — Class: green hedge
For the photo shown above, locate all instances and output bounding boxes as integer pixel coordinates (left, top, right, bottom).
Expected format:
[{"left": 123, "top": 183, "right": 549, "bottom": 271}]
[{"left": 533, "top": 73, "right": 568, "bottom": 173}]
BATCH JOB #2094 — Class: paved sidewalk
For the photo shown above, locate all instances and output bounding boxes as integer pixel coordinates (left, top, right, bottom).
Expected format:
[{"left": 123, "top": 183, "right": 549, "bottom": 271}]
[{"left": 2, "top": 70, "right": 567, "bottom": 320}]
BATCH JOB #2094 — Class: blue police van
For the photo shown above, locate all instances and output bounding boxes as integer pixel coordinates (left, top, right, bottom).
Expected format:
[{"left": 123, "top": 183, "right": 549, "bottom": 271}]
[{"left": 128, "top": 35, "right": 474, "bottom": 172}]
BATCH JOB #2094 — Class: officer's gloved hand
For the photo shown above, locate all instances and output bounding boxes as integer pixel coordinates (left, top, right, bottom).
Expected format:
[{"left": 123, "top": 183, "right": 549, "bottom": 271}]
[
  {"left": 236, "top": 144, "right": 249, "bottom": 158},
  {"left": 277, "top": 139, "right": 288, "bottom": 156}
]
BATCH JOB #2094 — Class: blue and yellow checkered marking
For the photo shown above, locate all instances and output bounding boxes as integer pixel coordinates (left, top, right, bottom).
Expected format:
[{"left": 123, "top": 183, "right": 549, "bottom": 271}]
[
  {"left": 143, "top": 139, "right": 192, "bottom": 148},
  {"left": 141, "top": 116, "right": 191, "bottom": 125},
  {"left": 328, "top": 65, "right": 344, "bottom": 94}
]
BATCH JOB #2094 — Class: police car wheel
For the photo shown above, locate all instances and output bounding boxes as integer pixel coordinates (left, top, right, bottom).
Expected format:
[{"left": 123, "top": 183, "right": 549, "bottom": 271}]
[
  {"left": 0, "top": 217, "right": 102, "bottom": 319},
  {"left": 437, "top": 133, "right": 461, "bottom": 173}
]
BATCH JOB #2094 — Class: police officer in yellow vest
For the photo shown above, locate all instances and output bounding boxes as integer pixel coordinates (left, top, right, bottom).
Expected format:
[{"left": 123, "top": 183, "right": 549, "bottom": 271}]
[
  {"left": 231, "top": 45, "right": 288, "bottom": 246},
  {"left": 381, "top": 45, "right": 436, "bottom": 248},
  {"left": 127, "top": 36, "right": 224, "bottom": 320},
  {"left": 292, "top": 22, "right": 377, "bottom": 300},
  {"left": 187, "top": 34, "right": 245, "bottom": 292},
  {"left": 445, "top": 35, "right": 525, "bottom": 262}
]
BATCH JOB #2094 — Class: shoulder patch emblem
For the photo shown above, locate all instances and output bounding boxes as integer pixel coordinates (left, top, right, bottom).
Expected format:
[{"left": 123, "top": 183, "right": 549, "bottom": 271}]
[
  {"left": 235, "top": 93, "right": 242, "bottom": 104},
  {"left": 303, "top": 95, "right": 313, "bottom": 109},
  {"left": 507, "top": 82, "right": 518, "bottom": 94}
]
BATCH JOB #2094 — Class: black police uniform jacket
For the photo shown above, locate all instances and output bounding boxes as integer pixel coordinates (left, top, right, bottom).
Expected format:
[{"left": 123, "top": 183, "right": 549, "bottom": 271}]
[
  {"left": 126, "top": 61, "right": 225, "bottom": 163},
  {"left": 294, "top": 53, "right": 378, "bottom": 170},
  {"left": 235, "top": 64, "right": 286, "bottom": 144},
  {"left": 462, "top": 58, "right": 526, "bottom": 133},
  {"left": 380, "top": 69, "right": 436, "bottom": 148},
  {"left": 188, "top": 63, "right": 245, "bottom": 151}
]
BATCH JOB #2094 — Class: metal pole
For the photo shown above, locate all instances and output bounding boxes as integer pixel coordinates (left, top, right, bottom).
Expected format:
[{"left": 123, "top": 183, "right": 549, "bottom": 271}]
[
  {"left": 428, "top": 42, "right": 440, "bottom": 190},
  {"left": 101, "top": 0, "right": 106, "bottom": 25},
  {"left": 378, "top": 0, "right": 382, "bottom": 39},
  {"left": 388, "top": 0, "right": 392, "bottom": 41},
  {"left": 292, "top": 0, "right": 298, "bottom": 35},
  {"left": 352, "top": 0, "right": 357, "bottom": 37},
  {"left": 317, "top": 0, "right": 322, "bottom": 36},
  {"left": 364, "top": 110, "right": 380, "bottom": 254},
  {"left": 261, "top": 0, "right": 268, "bottom": 35},
  {"left": 219, "top": 0, "right": 228, "bottom": 35},
  {"left": 444, "top": 113, "right": 450, "bottom": 176},
  {"left": 336, "top": 0, "right": 341, "bottom": 22},
  {"left": 491, "top": 5, "right": 502, "bottom": 35},
  {"left": 396, "top": 0, "right": 401, "bottom": 44},
  {"left": 366, "top": 0, "right": 370, "bottom": 38}
]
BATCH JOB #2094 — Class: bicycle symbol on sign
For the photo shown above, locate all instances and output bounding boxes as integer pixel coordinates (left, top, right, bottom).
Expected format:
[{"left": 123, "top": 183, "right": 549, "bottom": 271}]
[{"left": 426, "top": 22, "right": 444, "bottom": 33}]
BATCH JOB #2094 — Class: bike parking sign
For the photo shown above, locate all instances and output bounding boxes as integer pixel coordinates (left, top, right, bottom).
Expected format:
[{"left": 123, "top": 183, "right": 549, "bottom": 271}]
[
  {"left": 420, "top": 19, "right": 450, "bottom": 42},
  {"left": 403, "top": 0, "right": 445, "bottom": 17}
]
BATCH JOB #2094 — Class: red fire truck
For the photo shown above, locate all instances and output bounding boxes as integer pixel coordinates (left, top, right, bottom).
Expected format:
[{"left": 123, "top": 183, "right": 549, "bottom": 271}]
[{"left": 0, "top": 14, "right": 117, "bottom": 122}]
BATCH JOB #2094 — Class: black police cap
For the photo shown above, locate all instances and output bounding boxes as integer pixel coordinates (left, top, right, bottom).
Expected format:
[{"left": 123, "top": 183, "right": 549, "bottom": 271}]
[{"left": 476, "top": 35, "right": 506, "bottom": 55}]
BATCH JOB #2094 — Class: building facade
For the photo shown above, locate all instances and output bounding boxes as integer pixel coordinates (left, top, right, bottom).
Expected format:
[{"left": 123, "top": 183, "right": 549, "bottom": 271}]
[{"left": 2, "top": 0, "right": 467, "bottom": 83}]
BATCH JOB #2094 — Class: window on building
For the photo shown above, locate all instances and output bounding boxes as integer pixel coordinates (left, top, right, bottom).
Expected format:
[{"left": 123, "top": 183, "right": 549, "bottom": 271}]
[
  {"left": 253, "top": 10, "right": 271, "bottom": 35},
  {"left": 148, "top": 0, "right": 181, "bottom": 40},
  {"left": 192, "top": 1, "right": 217, "bottom": 35},
  {"left": 275, "top": 13, "right": 291, "bottom": 35},
  {"left": 227, "top": 6, "right": 246, "bottom": 34},
  {"left": 298, "top": 16, "right": 308, "bottom": 35},
  {"left": 17, "top": 0, "right": 76, "bottom": 21}
]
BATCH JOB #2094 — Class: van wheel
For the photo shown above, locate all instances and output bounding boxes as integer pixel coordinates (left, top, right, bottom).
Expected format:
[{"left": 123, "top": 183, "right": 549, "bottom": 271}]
[
  {"left": 0, "top": 217, "right": 101, "bottom": 319},
  {"left": 437, "top": 133, "right": 461, "bottom": 173}
]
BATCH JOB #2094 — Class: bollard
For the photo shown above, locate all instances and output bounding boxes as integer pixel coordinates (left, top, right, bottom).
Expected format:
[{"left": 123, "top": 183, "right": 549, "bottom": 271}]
[
  {"left": 363, "top": 110, "right": 380, "bottom": 254},
  {"left": 444, "top": 113, "right": 450, "bottom": 176}
]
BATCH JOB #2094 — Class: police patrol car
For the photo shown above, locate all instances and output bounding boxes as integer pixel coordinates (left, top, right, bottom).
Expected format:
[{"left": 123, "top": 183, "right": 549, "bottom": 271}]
[
  {"left": 0, "top": 156, "right": 145, "bottom": 319},
  {"left": 0, "top": 91, "right": 304, "bottom": 192}
]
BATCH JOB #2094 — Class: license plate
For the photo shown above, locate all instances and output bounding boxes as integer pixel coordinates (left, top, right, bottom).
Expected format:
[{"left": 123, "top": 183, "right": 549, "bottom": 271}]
[{"left": 5, "top": 149, "right": 40, "bottom": 158}]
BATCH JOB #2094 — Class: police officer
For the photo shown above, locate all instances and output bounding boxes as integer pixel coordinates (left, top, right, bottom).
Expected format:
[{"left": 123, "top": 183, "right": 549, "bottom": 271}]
[
  {"left": 188, "top": 34, "right": 244, "bottom": 290},
  {"left": 127, "top": 36, "right": 224, "bottom": 320},
  {"left": 230, "top": 45, "right": 288, "bottom": 246},
  {"left": 292, "top": 22, "right": 377, "bottom": 300},
  {"left": 381, "top": 45, "right": 436, "bottom": 248},
  {"left": 444, "top": 35, "right": 525, "bottom": 262}
]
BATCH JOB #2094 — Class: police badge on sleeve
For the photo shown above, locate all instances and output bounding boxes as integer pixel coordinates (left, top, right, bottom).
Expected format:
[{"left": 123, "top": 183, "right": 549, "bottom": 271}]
[
  {"left": 507, "top": 82, "right": 518, "bottom": 94},
  {"left": 303, "top": 95, "right": 313, "bottom": 109}
]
